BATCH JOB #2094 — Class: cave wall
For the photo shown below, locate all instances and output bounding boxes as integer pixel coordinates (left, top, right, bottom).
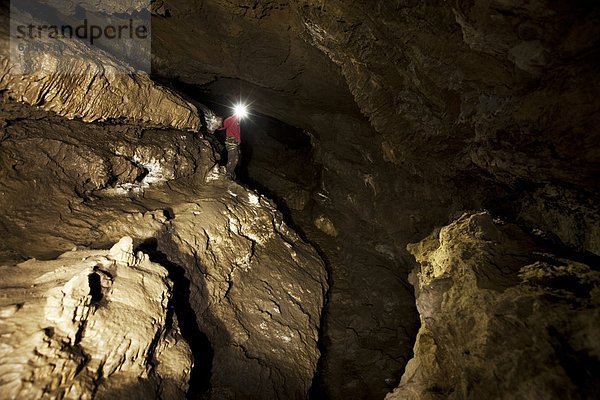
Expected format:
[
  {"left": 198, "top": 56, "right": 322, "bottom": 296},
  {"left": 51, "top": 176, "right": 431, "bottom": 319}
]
[
  {"left": 0, "top": 0, "right": 598, "bottom": 399},
  {"left": 150, "top": 0, "right": 600, "bottom": 257},
  {"left": 147, "top": 2, "right": 599, "bottom": 397},
  {"left": 388, "top": 212, "right": 599, "bottom": 400},
  {"left": 294, "top": 0, "right": 600, "bottom": 254}
]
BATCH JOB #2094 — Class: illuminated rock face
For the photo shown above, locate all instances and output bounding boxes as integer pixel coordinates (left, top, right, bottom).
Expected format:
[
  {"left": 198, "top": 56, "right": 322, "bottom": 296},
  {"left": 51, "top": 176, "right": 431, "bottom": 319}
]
[
  {"left": 147, "top": 2, "right": 600, "bottom": 398},
  {"left": 155, "top": 189, "right": 328, "bottom": 400},
  {"left": 0, "top": 96, "right": 327, "bottom": 399},
  {"left": 0, "top": 15, "right": 200, "bottom": 131},
  {"left": 0, "top": 237, "right": 192, "bottom": 399},
  {"left": 388, "top": 212, "right": 599, "bottom": 400}
]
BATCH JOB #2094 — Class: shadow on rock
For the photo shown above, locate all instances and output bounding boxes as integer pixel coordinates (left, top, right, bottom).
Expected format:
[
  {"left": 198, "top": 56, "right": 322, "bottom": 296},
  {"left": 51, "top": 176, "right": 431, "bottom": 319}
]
[{"left": 138, "top": 237, "right": 216, "bottom": 399}]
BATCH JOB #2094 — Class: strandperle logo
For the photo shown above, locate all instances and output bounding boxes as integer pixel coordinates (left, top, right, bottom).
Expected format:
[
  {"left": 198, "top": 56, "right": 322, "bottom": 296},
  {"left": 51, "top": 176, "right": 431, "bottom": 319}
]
[
  {"left": 10, "top": 0, "right": 151, "bottom": 74},
  {"left": 15, "top": 19, "right": 150, "bottom": 45}
]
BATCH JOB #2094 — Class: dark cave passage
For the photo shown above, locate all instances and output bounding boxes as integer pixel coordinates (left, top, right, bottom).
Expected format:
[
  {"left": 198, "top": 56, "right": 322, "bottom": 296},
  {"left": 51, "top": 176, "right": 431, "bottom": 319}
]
[
  {"left": 1, "top": 1, "right": 599, "bottom": 400},
  {"left": 179, "top": 87, "right": 421, "bottom": 399}
]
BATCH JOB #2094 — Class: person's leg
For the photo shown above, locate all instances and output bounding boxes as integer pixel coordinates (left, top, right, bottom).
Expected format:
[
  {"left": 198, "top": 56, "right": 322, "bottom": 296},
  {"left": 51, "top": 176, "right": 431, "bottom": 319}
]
[{"left": 226, "top": 146, "right": 239, "bottom": 178}]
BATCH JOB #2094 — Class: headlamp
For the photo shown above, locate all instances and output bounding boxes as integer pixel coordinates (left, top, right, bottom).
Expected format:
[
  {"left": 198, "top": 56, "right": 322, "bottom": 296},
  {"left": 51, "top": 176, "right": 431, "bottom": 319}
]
[{"left": 234, "top": 103, "right": 248, "bottom": 119}]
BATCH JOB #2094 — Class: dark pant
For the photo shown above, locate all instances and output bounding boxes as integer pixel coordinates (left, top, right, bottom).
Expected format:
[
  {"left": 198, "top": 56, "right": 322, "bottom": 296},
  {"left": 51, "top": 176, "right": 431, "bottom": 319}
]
[{"left": 226, "top": 146, "right": 240, "bottom": 178}]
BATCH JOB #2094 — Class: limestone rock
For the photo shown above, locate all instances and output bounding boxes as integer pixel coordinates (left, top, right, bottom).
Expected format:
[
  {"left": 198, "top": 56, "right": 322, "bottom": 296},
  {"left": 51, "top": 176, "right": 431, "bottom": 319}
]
[
  {"left": 156, "top": 185, "right": 328, "bottom": 399},
  {"left": 388, "top": 212, "right": 600, "bottom": 400},
  {"left": 0, "top": 0, "right": 598, "bottom": 397},
  {"left": 0, "top": 98, "right": 328, "bottom": 399},
  {"left": 0, "top": 237, "right": 192, "bottom": 399},
  {"left": 0, "top": 10, "right": 200, "bottom": 131}
]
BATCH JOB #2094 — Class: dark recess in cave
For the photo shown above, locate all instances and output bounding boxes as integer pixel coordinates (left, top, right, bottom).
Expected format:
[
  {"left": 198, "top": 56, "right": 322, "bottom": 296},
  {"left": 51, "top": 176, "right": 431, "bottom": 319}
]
[
  {"left": 138, "top": 238, "right": 214, "bottom": 400},
  {"left": 88, "top": 272, "right": 103, "bottom": 304},
  {"left": 180, "top": 88, "right": 343, "bottom": 399},
  {"left": 547, "top": 326, "right": 600, "bottom": 399}
]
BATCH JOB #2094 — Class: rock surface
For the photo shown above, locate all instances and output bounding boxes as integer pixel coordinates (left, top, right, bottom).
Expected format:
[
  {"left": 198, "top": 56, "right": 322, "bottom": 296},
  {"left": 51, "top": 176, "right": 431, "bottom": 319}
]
[
  {"left": 387, "top": 212, "right": 600, "bottom": 400},
  {"left": 0, "top": 0, "right": 598, "bottom": 398},
  {"left": 154, "top": 185, "right": 327, "bottom": 399},
  {"left": 0, "top": 236, "right": 192, "bottom": 399},
  {"left": 149, "top": 2, "right": 600, "bottom": 397},
  {"left": 0, "top": 96, "right": 328, "bottom": 399},
  {"left": 0, "top": 9, "right": 200, "bottom": 131}
]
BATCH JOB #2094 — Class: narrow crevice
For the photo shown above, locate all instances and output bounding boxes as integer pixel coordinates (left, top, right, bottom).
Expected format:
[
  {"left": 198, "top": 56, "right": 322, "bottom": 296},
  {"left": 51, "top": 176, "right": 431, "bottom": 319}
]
[
  {"left": 137, "top": 238, "right": 214, "bottom": 399},
  {"left": 307, "top": 247, "right": 333, "bottom": 400},
  {"left": 87, "top": 272, "right": 103, "bottom": 304}
]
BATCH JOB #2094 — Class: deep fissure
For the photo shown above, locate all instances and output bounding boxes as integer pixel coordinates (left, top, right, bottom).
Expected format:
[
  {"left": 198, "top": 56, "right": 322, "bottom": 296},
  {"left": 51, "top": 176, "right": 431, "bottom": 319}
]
[
  {"left": 191, "top": 90, "right": 419, "bottom": 397},
  {"left": 138, "top": 238, "right": 214, "bottom": 399}
]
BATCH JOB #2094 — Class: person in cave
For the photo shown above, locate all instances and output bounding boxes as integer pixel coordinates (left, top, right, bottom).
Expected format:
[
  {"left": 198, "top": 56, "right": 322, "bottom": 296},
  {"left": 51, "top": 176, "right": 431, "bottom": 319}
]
[
  {"left": 215, "top": 114, "right": 241, "bottom": 179},
  {"left": 215, "top": 104, "right": 248, "bottom": 180}
]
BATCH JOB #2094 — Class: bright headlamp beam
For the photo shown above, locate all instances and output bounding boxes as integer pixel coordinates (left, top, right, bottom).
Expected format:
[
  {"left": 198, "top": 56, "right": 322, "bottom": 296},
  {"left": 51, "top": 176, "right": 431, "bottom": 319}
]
[{"left": 234, "top": 103, "right": 249, "bottom": 119}]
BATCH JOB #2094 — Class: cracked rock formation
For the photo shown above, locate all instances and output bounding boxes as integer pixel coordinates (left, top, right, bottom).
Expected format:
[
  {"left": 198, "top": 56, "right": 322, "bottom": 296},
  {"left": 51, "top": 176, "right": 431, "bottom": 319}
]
[
  {"left": 0, "top": 236, "right": 192, "bottom": 399},
  {"left": 388, "top": 212, "right": 599, "bottom": 400},
  {"left": 155, "top": 190, "right": 328, "bottom": 399},
  {"left": 149, "top": 2, "right": 600, "bottom": 397},
  {"left": 0, "top": 94, "right": 327, "bottom": 399}
]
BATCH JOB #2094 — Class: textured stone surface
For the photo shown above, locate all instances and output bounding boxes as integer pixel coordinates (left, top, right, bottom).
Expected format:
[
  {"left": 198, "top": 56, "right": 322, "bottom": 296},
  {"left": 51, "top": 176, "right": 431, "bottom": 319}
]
[
  {"left": 0, "top": 9, "right": 200, "bottom": 131},
  {"left": 0, "top": 0, "right": 598, "bottom": 398},
  {"left": 0, "top": 97, "right": 327, "bottom": 399},
  {"left": 0, "top": 236, "right": 192, "bottom": 399},
  {"left": 147, "top": 3, "right": 600, "bottom": 397},
  {"left": 387, "top": 212, "right": 600, "bottom": 400},
  {"left": 155, "top": 186, "right": 327, "bottom": 399},
  {"left": 0, "top": 96, "right": 210, "bottom": 261}
]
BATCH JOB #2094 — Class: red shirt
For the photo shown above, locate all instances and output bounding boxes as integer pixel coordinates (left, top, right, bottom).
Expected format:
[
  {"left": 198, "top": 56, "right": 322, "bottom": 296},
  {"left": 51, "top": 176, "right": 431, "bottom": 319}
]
[{"left": 217, "top": 115, "right": 241, "bottom": 143}]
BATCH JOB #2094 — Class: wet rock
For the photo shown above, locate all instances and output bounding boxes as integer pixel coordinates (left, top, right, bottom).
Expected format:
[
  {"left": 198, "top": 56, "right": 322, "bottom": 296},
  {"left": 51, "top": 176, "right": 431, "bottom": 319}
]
[
  {"left": 388, "top": 212, "right": 600, "bottom": 400},
  {"left": 0, "top": 237, "right": 192, "bottom": 399},
  {"left": 0, "top": 98, "right": 328, "bottom": 399}
]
